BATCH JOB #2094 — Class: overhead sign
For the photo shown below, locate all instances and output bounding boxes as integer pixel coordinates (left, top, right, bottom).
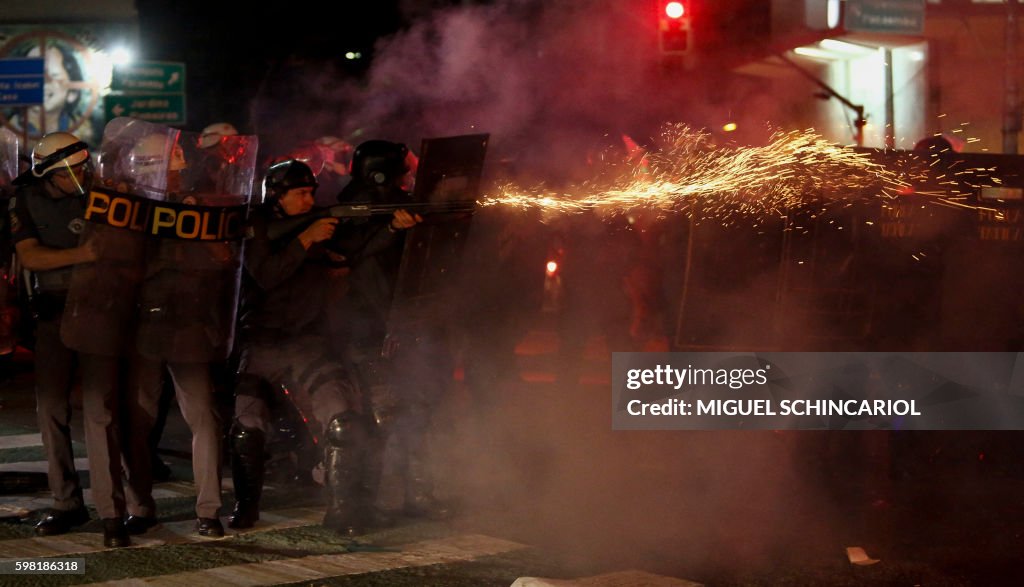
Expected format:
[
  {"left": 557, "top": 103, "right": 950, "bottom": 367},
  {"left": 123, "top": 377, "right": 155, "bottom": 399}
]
[
  {"left": 0, "top": 57, "right": 44, "bottom": 106},
  {"left": 104, "top": 94, "right": 185, "bottom": 124},
  {"left": 111, "top": 61, "right": 184, "bottom": 94},
  {"left": 845, "top": 0, "right": 925, "bottom": 35},
  {"left": 106, "top": 60, "right": 186, "bottom": 124}
]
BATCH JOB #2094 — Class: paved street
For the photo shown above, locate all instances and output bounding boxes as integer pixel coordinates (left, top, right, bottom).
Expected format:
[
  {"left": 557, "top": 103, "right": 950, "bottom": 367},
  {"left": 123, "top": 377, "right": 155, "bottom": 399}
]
[{"left": 2, "top": 335, "right": 1023, "bottom": 585}]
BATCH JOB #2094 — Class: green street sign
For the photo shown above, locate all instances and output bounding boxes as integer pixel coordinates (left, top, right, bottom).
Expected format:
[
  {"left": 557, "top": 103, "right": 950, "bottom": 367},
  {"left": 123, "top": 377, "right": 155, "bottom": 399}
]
[
  {"left": 845, "top": 0, "right": 924, "bottom": 35},
  {"left": 111, "top": 61, "right": 185, "bottom": 94},
  {"left": 104, "top": 94, "right": 186, "bottom": 125}
]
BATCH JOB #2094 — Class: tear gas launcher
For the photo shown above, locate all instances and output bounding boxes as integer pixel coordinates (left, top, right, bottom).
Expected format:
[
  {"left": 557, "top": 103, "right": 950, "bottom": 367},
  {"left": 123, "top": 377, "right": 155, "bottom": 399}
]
[{"left": 264, "top": 200, "right": 477, "bottom": 242}]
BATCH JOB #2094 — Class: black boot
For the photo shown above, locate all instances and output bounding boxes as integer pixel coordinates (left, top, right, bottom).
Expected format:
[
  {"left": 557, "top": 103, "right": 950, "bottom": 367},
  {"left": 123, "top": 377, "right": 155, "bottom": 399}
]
[
  {"left": 228, "top": 423, "right": 265, "bottom": 530},
  {"left": 323, "top": 412, "right": 372, "bottom": 537},
  {"left": 361, "top": 419, "right": 394, "bottom": 528},
  {"left": 102, "top": 518, "right": 131, "bottom": 548},
  {"left": 35, "top": 506, "right": 90, "bottom": 536},
  {"left": 402, "top": 447, "right": 451, "bottom": 520}
]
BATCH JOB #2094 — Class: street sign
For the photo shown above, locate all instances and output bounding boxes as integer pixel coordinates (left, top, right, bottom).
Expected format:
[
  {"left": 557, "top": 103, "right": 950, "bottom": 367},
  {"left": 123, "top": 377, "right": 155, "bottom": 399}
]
[
  {"left": 106, "top": 61, "right": 186, "bottom": 125},
  {"left": 0, "top": 58, "right": 44, "bottom": 106},
  {"left": 104, "top": 94, "right": 186, "bottom": 125},
  {"left": 110, "top": 61, "right": 185, "bottom": 94},
  {"left": 845, "top": 0, "right": 925, "bottom": 35}
]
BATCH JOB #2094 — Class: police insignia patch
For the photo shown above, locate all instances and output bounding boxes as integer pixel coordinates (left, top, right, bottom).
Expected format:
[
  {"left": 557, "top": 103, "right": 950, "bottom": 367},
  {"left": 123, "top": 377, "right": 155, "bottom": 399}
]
[
  {"left": 68, "top": 218, "right": 85, "bottom": 234},
  {"left": 7, "top": 197, "right": 16, "bottom": 211}
]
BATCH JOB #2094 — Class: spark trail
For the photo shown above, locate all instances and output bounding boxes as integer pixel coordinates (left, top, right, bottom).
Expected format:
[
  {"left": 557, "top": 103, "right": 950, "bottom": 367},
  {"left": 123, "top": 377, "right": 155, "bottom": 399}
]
[{"left": 479, "top": 126, "right": 920, "bottom": 217}]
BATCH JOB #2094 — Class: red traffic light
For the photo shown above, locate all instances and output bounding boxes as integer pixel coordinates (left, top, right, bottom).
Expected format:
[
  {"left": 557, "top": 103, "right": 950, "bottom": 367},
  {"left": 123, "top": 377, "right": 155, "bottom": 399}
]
[
  {"left": 659, "top": 1, "right": 691, "bottom": 54},
  {"left": 665, "top": 2, "right": 686, "bottom": 19}
]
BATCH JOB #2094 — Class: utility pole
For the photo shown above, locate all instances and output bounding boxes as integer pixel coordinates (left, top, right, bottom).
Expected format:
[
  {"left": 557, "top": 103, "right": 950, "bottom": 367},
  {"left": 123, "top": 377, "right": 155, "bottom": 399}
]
[
  {"left": 884, "top": 48, "right": 895, "bottom": 150},
  {"left": 1004, "top": 0, "right": 1020, "bottom": 154}
]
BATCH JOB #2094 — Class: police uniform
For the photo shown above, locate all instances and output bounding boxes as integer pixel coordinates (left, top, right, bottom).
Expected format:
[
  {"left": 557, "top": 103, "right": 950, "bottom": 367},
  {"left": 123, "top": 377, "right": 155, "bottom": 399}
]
[
  {"left": 59, "top": 122, "right": 255, "bottom": 539},
  {"left": 334, "top": 175, "right": 452, "bottom": 518},
  {"left": 124, "top": 358, "right": 222, "bottom": 522},
  {"left": 234, "top": 204, "right": 364, "bottom": 428},
  {"left": 230, "top": 202, "right": 375, "bottom": 534},
  {"left": 122, "top": 193, "right": 230, "bottom": 528},
  {"left": 9, "top": 180, "right": 123, "bottom": 521}
]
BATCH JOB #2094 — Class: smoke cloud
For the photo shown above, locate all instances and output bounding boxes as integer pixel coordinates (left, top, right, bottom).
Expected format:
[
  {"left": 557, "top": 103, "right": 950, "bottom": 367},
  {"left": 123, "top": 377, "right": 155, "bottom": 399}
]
[
  {"left": 248, "top": 2, "right": 896, "bottom": 580},
  {"left": 249, "top": 0, "right": 759, "bottom": 183}
]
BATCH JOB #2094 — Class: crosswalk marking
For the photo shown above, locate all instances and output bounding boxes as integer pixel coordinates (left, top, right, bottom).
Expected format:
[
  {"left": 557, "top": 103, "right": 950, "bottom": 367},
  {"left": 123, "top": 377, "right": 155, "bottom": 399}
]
[
  {"left": 0, "top": 456, "right": 89, "bottom": 473},
  {"left": 0, "top": 478, "right": 208, "bottom": 523},
  {"left": 143, "top": 506, "right": 325, "bottom": 543},
  {"left": 0, "top": 506, "right": 326, "bottom": 557},
  {"left": 82, "top": 534, "right": 527, "bottom": 586},
  {"left": 512, "top": 571, "right": 703, "bottom": 587},
  {"left": 0, "top": 502, "right": 33, "bottom": 517},
  {"left": 0, "top": 472, "right": 237, "bottom": 516},
  {"left": 0, "top": 433, "right": 43, "bottom": 449}
]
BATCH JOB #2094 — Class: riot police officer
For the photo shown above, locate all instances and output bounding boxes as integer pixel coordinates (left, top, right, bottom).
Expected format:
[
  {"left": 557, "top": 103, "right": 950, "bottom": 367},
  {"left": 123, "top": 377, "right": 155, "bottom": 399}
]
[
  {"left": 9, "top": 132, "right": 129, "bottom": 547},
  {"left": 229, "top": 159, "right": 419, "bottom": 536},
  {"left": 334, "top": 140, "right": 452, "bottom": 520},
  {"left": 330, "top": 140, "right": 415, "bottom": 383},
  {"left": 110, "top": 127, "right": 252, "bottom": 539}
]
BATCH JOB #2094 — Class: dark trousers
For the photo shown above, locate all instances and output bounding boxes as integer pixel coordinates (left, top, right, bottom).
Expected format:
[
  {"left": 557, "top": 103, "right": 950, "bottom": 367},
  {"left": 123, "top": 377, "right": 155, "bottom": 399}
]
[{"left": 235, "top": 335, "right": 357, "bottom": 441}]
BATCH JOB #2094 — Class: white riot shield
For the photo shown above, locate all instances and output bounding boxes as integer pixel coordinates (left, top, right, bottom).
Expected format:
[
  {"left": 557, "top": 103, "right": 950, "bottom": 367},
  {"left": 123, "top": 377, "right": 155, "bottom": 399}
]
[
  {"left": 135, "top": 123, "right": 257, "bottom": 362},
  {"left": 60, "top": 117, "right": 156, "bottom": 355},
  {"left": 0, "top": 128, "right": 20, "bottom": 355},
  {"left": 0, "top": 127, "right": 18, "bottom": 193},
  {"left": 62, "top": 117, "right": 257, "bottom": 361}
]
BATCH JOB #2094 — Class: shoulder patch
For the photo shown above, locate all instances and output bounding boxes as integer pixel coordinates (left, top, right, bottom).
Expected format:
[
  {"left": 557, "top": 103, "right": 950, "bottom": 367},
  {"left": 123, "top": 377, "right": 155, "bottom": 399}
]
[{"left": 7, "top": 197, "right": 16, "bottom": 212}]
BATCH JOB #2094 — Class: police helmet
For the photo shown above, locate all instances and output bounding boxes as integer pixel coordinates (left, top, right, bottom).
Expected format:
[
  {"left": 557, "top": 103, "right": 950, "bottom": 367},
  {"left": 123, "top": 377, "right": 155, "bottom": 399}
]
[
  {"left": 130, "top": 133, "right": 187, "bottom": 175},
  {"left": 31, "top": 132, "right": 89, "bottom": 178},
  {"left": 350, "top": 140, "right": 409, "bottom": 186},
  {"left": 199, "top": 122, "right": 238, "bottom": 149},
  {"left": 913, "top": 136, "right": 954, "bottom": 154},
  {"left": 263, "top": 159, "right": 318, "bottom": 202}
]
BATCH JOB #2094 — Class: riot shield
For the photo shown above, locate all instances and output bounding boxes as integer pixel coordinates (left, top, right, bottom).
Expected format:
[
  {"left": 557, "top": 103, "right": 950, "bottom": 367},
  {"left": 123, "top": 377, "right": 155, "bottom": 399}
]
[
  {"left": 0, "top": 127, "right": 18, "bottom": 192},
  {"left": 135, "top": 121, "right": 257, "bottom": 362},
  {"left": 0, "top": 128, "right": 20, "bottom": 355},
  {"left": 386, "top": 134, "right": 488, "bottom": 336},
  {"left": 62, "top": 117, "right": 257, "bottom": 361},
  {"left": 61, "top": 117, "right": 173, "bottom": 355}
]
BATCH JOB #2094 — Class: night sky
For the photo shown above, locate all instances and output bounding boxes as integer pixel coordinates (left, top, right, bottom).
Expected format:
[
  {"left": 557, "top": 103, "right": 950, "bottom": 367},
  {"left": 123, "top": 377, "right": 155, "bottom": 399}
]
[
  {"left": 126, "top": 0, "right": 773, "bottom": 178},
  {"left": 135, "top": 0, "right": 419, "bottom": 133}
]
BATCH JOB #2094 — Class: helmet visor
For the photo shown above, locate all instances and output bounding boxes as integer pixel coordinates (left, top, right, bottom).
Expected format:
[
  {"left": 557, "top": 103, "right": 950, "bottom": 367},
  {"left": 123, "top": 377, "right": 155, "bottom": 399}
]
[{"left": 54, "top": 158, "right": 92, "bottom": 196}]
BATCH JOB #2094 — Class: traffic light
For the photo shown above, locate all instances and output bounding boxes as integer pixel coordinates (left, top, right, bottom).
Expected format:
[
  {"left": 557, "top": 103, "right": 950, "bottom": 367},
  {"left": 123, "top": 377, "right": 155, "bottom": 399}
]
[{"left": 658, "top": 1, "right": 692, "bottom": 55}]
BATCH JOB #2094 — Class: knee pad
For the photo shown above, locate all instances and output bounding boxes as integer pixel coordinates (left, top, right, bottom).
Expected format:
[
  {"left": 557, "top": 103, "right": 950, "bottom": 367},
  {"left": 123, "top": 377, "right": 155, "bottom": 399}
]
[{"left": 326, "top": 412, "right": 371, "bottom": 450}]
